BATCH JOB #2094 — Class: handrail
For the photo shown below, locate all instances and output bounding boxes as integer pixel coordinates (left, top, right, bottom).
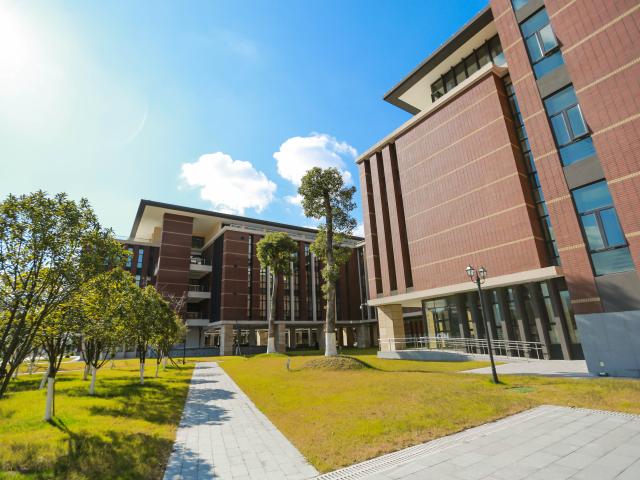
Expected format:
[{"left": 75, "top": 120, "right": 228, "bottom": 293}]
[
  {"left": 188, "top": 285, "right": 209, "bottom": 293},
  {"left": 385, "top": 336, "right": 545, "bottom": 359},
  {"left": 190, "top": 256, "right": 211, "bottom": 266}
]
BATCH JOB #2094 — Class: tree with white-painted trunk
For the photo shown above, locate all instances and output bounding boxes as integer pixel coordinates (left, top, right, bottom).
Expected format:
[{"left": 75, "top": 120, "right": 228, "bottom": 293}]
[
  {"left": 151, "top": 302, "right": 184, "bottom": 378},
  {"left": 38, "top": 301, "right": 81, "bottom": 421},
  {"left": 127, "top": 285, "right": 170, "bottom": 385},
  {"left": 256, "top": 232, "right": 297, "bottom": 354},
  {"left": 0, "top": 191, "right": 124, "bottom": 399},
  {"left": 79, "top": 269, "right": 136, "bottom": 395},
  {"left": 298, "top": 168, "right": 356, "bottom": 357}
]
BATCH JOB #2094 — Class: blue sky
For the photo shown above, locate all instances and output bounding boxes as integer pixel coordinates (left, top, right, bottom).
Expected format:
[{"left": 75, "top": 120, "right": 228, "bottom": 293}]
[{"left": 0, "top": 0, "right": 487, "bottom": 237}]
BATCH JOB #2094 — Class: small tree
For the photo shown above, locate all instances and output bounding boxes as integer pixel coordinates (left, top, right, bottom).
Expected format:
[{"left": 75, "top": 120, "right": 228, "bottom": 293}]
[
  {"left": 152, "top": 306, "right": 184, "bottom": 377},
  {"left": 256, "top": 232, "right": 297, "bottom": 353},
  {"left": 80, "top": 269, "right": 136, "bottom": 395},
  {"left": 37, "top": 299, "right": 81, "bottom": 420},
  {"left": 127, "top": 285, "right": 167, "bottom": 384},
  {"left": 298, "top": 168, "right": 356, "bottom": 356},
  {"left": 0, "top": 191, "right": 123, "bottom": 398}
]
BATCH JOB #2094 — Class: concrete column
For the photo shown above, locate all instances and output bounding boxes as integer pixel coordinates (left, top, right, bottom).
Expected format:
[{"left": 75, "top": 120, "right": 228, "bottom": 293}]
[
  {"left": 357, "top": 324, "right": 372, "bottom": 348},
  {"left": 317, "top": 327, "right": 325, "bottom": 351},
  {"left": 289, "top": 328, "right": 297, "bottom": 349},
  {"left": 346, "top": 327, "right": 355, "bottom": 348},
  {"left": 377, "top": 304, "right": 405, "bottom": 351},
  {"left": 547, "top": 280, "right": 573, "bottom": 360},
  {"left": 453, "top": 294, "right": 470, "bottom": 338},
  {"left": 496, "top": 288, "right": 517, "bottom": 355},
  {"left": 527, "top": 282, "right": 552, "bottom": 359},
  {"left": 513, "top": 286, "right": 534, "bottom": 358},
  {"left": 276, "top": 324, "right": 287, "bottom": 352},
  {"left": 219, "top": 325, "right": 234, "bottom": 356},
  {"left": 248, "top": 329, "right": 257, "bottom": 347},
  {"left": 466, "top": 292, "right": 484, "bottom": 339}
]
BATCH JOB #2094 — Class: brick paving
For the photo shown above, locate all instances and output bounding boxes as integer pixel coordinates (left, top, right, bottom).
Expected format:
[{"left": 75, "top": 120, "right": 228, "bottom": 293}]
[
  {"left": 318, "top": 406, "right": 640, "bottom": 480},
  {"left": 163, "top": 362, "right": 318, "bottom": 480}
]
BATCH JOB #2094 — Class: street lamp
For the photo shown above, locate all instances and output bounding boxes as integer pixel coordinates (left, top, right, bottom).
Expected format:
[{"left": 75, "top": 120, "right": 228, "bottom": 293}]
[{"left": 466, "top": 265, "right": 499, "bottom": 384}]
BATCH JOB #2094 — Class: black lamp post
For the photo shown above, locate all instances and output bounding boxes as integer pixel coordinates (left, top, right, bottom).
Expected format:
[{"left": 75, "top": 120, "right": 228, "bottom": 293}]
[{"left": 466, "top": 264, "right": 499, "bottom": 384}]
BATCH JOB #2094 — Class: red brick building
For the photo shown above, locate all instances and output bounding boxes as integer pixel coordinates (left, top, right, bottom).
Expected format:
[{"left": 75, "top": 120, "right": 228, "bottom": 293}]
[
  {"left": 122, "top": 200, "right": 375, "bottom": 355},
  {"left": 360, "top": 1, "right": 640, "bottom": 369}
]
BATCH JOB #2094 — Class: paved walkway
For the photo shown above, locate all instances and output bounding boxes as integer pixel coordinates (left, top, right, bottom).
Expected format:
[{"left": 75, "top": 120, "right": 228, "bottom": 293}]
[
  {"left": 318, "top": 405, "right": 640, "bottom": 480},
  {"left": 463, "top": 359, "right": 590, "bottom": 377},
  {"left": 164, "top": 362, "right": 318, "bottom": 480}
]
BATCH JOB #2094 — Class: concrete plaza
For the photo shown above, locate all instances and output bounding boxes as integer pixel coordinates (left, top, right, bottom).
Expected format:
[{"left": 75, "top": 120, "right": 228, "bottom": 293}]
[
  {"left": 163, "top": 362, "right": 318, "bottom": 480},
  {"left": 318, "top": 405, "right": 640, "bottom": 480}
]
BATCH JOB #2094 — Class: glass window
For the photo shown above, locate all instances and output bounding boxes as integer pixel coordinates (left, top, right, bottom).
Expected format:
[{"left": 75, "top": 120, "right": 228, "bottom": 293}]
[
  {"left": 465, "top": 53, "right": 479, "bottom": 76},
  {"left": 572, "top": 181, "right": 634, "bottom": 276},
  {"left": 454, "top": 63, "right": 466, "bottom": 84},
  {"left": 477, "top": 44, "right": 491, "bottom": 67},
  {"left": 521, "top": 8, "right": 564, "bottom": 79},
  {"left": 136, "top": 248, "right": 144, "bottom": 269},
  {"left": 512, "top": 0, "right": 529, "bottom": 10},
  {"left": 431, "top": 78, "right": 445, "bottom": 101},
  {"left": 444, "top": 70, "right": 456, "bottom": 92},
  {"left": 489, "top": 35, "right": 506, "bottom": 66},
  {"left": 125, "top": 247, "right": 133, "bottom": 268},
  {"left": 545, "top": 86, "right": 595, "bottom": 165}
]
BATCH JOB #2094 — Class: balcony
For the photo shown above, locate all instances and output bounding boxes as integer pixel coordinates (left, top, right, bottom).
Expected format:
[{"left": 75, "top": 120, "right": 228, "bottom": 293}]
[
  {"left": 187, "top": 284, "right": 210, "bottom": 302},
  {"left": 189, "top": 256, "right": 212, "bottom": 279},
  {"left": 185, "top": 312, "right": 211, "bottom": 327}
]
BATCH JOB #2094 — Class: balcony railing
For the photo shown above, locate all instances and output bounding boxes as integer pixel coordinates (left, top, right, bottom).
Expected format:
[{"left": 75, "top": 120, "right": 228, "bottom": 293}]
[
  {"left": 385, "top": 336, "right": 545, "bottom": 359},
  {"left": 186, "top": 312, "right": 209, "bottom": 320},
  {"left": 190, "top": 256, "right": 211, "bottom": 266},
  {"left": 188, "top": 285, "right": 209, "bottom": 293}
]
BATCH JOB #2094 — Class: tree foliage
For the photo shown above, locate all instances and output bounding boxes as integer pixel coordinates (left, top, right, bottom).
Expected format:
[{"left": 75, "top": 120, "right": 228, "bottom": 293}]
[
  {"left": 256, "top": 232, "right": 297, "bottom": 352},
  {"left": 298, "top": 167, "right": 356, "bottom": 356},
  {"left": 0, "top": 191, "right": 124, "bottom": 398}
]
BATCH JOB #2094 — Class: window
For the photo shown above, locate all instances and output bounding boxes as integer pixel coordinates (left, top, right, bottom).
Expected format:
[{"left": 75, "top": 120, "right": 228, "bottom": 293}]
[
  {"left": 125, "top": 247, "right": 133, "bottom": 269},
  {"left": 136, "top": 248, "right": 144, "bottom": 270},
  {"left": 512, "top": 0, "right": 529, "bottom": 9},
  {"left": 544, "top": 86, "right": 595, "bottom": 165},
  {"left": 521, "top": 8, "right": 564, "bottom": 79},
  {"left": 135, "top": 274, "right": 141, "bottom": 287},
  {"left": 504, "top": 75, "right": 559, "bottom": 264},
  {"left": 572, "top": 182, "right": 634, "bottom": 276},
  {"left": 429, "top": 35, "right": 505, "bottom": 103},
  {"left": 247, "top": 235, "right": 253, "bottom": 319},
  {"left": 191, "top": 236, "right": 205, "bottom": 249}
]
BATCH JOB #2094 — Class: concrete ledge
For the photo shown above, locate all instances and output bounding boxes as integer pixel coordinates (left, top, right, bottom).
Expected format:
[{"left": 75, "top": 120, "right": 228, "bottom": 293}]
[{"left": 378, "top": 350, "right": 471, "bottom": 362}]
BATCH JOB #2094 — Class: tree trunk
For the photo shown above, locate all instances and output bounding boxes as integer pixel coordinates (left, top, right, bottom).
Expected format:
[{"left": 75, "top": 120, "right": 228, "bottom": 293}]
[
  {"left": 162, "top": 356, "right": 167, "bottom": 370},
  {"left": 139, "top": 362, "right": 145, "bottom": 385},
  {"left": 155, "top": 359, "right": 160, "bottom": 378},
  {"left": 266, "top": 273, "right": 278, "bottom": 354},
  {"left": 324, "top": 193, "right": 337, "bottom": 357},
  {"left": 39, "top": 366, "right": 49, "bottom": 390},
  {"left": 89, "top": 366, "right": 97, "bottom": 395},
  {"left": 44, "top": 376, "right": 55, "bottom": 421},
  {"left": 83, "top": 363, "right": 89, "bottom": 381}
]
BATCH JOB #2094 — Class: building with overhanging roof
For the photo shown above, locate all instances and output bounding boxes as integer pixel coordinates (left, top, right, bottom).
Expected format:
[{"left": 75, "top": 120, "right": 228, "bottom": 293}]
[
  {"left": 358, "top": 0, "right": 640, "bottom": 376},
  {"left": 121, "top": 200, "right": 376, "bottom": 355}
]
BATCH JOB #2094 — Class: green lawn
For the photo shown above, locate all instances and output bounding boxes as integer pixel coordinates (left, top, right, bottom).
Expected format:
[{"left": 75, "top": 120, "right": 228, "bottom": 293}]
[
  {"left": 217, "top": 353, "right": 640, "bottom": 473},
  {"left": 2, "top": 352, "right": 640, "bottom": 478},
  {"left": 0, "top": 359, "right": 193, "bottom": 479}
]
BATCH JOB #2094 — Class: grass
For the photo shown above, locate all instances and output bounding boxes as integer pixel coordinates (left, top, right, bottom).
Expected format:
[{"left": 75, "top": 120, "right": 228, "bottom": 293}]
[
  {"left": 2, "top": 351, "right": 640, "bottom": 477},
  {"left": 0, "top": 359, "right": 194, "bottom": 479},
  {"left": 216, "top": 352, "right": 640, "bottom": 473}
]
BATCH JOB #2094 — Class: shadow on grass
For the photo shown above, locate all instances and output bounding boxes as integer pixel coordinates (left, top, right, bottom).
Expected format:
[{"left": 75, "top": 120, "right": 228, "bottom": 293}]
[{"left": 47, "top": 418, "right": 177, "bottom": 480}]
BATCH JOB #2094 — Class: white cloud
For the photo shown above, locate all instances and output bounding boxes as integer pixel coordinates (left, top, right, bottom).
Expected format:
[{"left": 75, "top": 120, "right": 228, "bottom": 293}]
[
  {"left": 273, "top": 133, "right": 357, "bottom": 186},
  {"left": 180, "top": 152, "right": 276, "bottom": 215},
  {"left": 284, "top": 194, "right": 303, "bottom": 206},
  {"left": 354, "top": 223, "right": 365, "bottom": 237}
]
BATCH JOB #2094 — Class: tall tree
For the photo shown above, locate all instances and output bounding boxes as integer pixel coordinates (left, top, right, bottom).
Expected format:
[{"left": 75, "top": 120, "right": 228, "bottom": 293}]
[
  {"left": 256, "top": 232, "right": 297, "bottom": 353},
  {"left": 298, "top": 168, "right": 356, "bottom": 356},
  {"left": 0, "top": 191, "right": 123, "bottom": 398},
  {"left": 151, "top": 305, "right": 184, "bottom": 377}
]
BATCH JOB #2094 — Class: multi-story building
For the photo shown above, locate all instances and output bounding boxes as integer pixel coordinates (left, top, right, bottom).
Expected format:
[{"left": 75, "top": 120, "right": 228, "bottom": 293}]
[
  {"left": 121, "top": 200, "right": 375, "bottom": 355},
  {"left": 359, "top": 1, "right": 640, "bottom": 375}
]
